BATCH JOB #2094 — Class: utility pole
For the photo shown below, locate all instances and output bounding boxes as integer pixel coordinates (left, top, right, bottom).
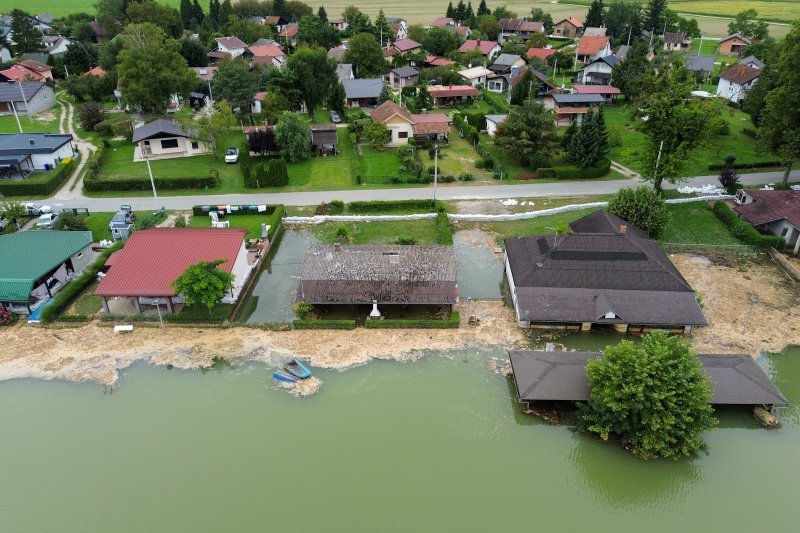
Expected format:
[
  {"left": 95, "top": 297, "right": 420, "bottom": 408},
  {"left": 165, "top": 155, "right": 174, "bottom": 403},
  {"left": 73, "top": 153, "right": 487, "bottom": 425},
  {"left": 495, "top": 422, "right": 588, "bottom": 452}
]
[
  {"left": 15, "top": 81, "right": 32, "bottom": 124},
  {"left": 145, "top": 154, "right": 158, "bottom": 199},
  {"left": 698, "top": 34, "right": 703, "bottom": 56},
  {"left": 10, "top": 101, "right": 22, "bottom": 133},
  {"left": 433, "top": 145, "right": 438, "bottom": 201},
  {"left": 653, "top": 139, "right": 664, "bottom": 187},
  {"left": 626, "top": 27, "right": 632, "bottom": 47}
]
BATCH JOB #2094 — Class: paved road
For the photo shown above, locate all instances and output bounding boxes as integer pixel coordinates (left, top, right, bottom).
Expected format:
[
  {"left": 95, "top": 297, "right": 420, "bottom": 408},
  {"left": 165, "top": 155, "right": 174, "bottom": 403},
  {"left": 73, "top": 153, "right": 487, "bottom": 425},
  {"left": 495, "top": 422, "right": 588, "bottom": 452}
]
[{"left": 44, "top": 170, "right": 799, "bottom": 211}]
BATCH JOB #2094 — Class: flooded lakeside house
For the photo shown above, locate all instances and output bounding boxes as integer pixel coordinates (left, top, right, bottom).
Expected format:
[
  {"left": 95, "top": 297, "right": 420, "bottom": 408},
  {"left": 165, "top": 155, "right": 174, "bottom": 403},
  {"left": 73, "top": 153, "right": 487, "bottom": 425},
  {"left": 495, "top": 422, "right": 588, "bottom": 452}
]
[
  {"left": 298, "top": 244, "right": 458, "bottom": 319},
  {"left": 0, "top": 231, "right": 93, "bottom": 315},
  {"left": 504, "top": 211, "right": 707, "bottom": 334},
  {"left": 95, "top": 228, "right": 253, "bottom": 314}
]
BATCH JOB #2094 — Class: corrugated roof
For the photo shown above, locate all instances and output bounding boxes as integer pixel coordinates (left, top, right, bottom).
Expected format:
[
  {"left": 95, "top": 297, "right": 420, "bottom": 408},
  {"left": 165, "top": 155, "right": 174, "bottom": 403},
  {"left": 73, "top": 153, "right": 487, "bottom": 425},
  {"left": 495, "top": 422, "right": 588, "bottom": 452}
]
[
  {"left": 94, "top": 228, "right": 247, "bottom": 298},
  {"left": 0, "top": 231, "right": 92, "bottom": 302},
  {"left": 509, "top": 351, "right": 788, "bottom": 406},
  {"left": 300, "top": 245, "right": 458, "bottom": 304},
  {"left": 734, "top": 189, "right": 800, "bottom": 228}
]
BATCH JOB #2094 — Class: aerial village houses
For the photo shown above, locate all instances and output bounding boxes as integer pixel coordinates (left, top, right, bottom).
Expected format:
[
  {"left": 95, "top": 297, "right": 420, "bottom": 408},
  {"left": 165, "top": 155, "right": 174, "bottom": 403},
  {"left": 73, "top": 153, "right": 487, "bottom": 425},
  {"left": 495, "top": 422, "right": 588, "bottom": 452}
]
[
  {"left": 734, "top": 189, "right": 800, "bottom": 254},
  {"left": 459, "top": 65, "right": 493, "bottom": 87},
  {"left": 583, "top": 27, "right": 607, "bottom": 37},
  {"left": 575, "top": 35, "right": 612, "bottom": 65},
  {"left": 215, "top": 36, "right": 247, "bottom": 58},
  {"left": 328, "top": 18, "right": 348, "bottom": 31},
  {"left": 387, "top": 17, "right": 408, "bottom": 40},
  {"left": 298, "top": 244, "right": 458, "bottom": 318},
  {"left": 0, "top": 231, "right": 93, "bottom": 315},
  {"left": 42, "top": 35, "right": 71, "bottom": 55},
  {"left": 663, "top": 32, "right": 691, "bottom": 51},
  {"left": 716, "top": 64, "right": 761, "bottom": 104},
  {"left": 369, "top": 101, "right": 450, "bottom": 146},
  {"left": 391, "top": 38, "right": 421, "bottom": 55},
  {"left": 527, "top": 48, "right": 556, "bottom": 62},
  {"left": 485, "top": 114, "right": 507, "bottom": 136},
  {"left": 718, "top": 33, "right": 751, "bottom": 55},
  {"left": 244, "top": 43, "right": 286, "bottom": 68},
  {"left": 543, "top": 92, "right": 605, "bottom": 125},
  {"left": 310, "top": 124, "right": 338, "bottom": 156},
  {"left": 428, "top": 85, "right": 480, "bottom": 107},
  {"left": 261, "top": 15, "right": 289, "bottom": 32},
  {"left": 571, "top": 84, "right": 621, "bottom": 105},
  {"left": 498, "top": 18, "right": 544, "bottom": 43},
  {"left": 430, "top": 17, "right": 455, "bottom": 27},
  {"left": 0, "top": 82, "right": 55, "bottom": 117},
  {"left": 132, "top": 119, "right": 205, "bottom": 161},
  {"left": 458, "top": 39, "right": 502, "bottom": 60},
  {"left": 342, "top": 78, "right": 384, "bottom": 108},
  {"left": 553, "top": 17, "right": 583, "bottom": 38},
  {"left": 685, "top": 55, "right": 715, "bottom": 79},
  {"left": 388, "top": 66, "right": 419, "bottom": 89},
  {"left": 504, "top": 210, "right": 707, "bottom": 333},
  {"left": 95, "top": 228, "right": 252, "bottom": 314},
  {"left": 279, "top": 24, "right": 299, "bottom": 47},
  {"left": 575, "top": 55, "right": 618, "bottom": 85},
  {"left": 0, "top": 132, "right": 75, "bottom": 177},
  {"left": 487, "top": 65, "right": 532, "bottom": 94}
]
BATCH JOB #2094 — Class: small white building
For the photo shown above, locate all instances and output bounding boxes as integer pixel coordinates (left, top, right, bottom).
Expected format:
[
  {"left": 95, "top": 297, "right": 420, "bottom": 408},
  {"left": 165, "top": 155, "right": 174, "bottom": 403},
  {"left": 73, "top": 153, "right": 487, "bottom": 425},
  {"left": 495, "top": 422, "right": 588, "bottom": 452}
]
[
  {"left": 734, "top": 189, "right": 800, "bottom": 254},
  {"left": 215, "top": 36, "right": 247, "bottom": 58},
  {"left": 485, "top": 114, "right": 507, "bottom": 137},
  {"left": 132, "top": 119, "right": 205, "bottom": 161},
  {"left": 716, "top": 64, "right": 761, "bottom": 104},
  {"left": 459, "top": 66, "right": 492, "bottom": 87}
]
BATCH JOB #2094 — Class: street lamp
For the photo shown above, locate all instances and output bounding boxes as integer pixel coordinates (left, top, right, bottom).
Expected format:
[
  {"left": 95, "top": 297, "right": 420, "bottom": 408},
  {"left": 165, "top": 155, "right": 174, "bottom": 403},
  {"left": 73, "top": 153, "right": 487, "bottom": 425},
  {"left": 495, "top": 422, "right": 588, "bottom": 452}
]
[{"left": 432, "top": 144, "right": 439, "bottom": 201}]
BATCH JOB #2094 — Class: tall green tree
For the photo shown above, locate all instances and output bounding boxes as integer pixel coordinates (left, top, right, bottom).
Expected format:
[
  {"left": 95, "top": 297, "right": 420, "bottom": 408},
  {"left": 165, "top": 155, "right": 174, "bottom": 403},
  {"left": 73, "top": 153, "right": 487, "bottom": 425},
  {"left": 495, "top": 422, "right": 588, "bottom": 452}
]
[
  {"left": 373, "top": 10, "right": 393, "bottom": 45},
  {"left": 212, "top": 58, "right": 259, "bottom": 112},
  {"left": 274, "top": 111, "right": 310, "bottom": 162},
  {"left": 605, "top": 1, "right": 641, "bottom": 41},
  {"left": 342, "top": 32, "right": 385, "bottom": 77},
  {"left": 445, "top": 2, "right": 455, "bottom": 19},
  {"left": 455, "top": 1, "right": 467, "bottom": 23},
  {"left": 610, "top": 40, "right": 651, "bottom": 100},
  {"left": 416, "top": 84, "right": 433, "bottom": 111},
  {"left": 743, "top": 65, "right": 776, "bottom": 125},
  {"left": 286, "top": 47, "right": 338, "bottom": 117},
  {"left": 180, "top": 38, "right": 208, "bottom": 67},
  {"left": 328, "top": 81, "right": 346, "bottom": 115},
  {"left": 728, "top": 9, "right": 769, "bottom": 41},
  {"left": 219, "top": 0, "right": 234, "bottom": 26},
  {"left": 127, "top": 1, "right": 184, "bottom": 39},
  {"left": 64, "top": 42, "right": 98, "bottom": 74},
  {"left": 643, "top": 0, "right": 666, "bottom": 32},
  {"left": 530, "top": 8, "right": 554, "bottom": 33},
  {"left": 208, "top": 0, "right": 220, "bottom": 26},
  {"left": 495, "top": 99, "right": 557, "bottom": 169},
  {"left": 318, "top": 6, "right": 327, "bottom": 22},
  {"left": 172, "top": 259, "right": 236, "bottom": 313},
  {"left": 191, "top": 99, "right": 236, "bottom": 159},
  {"left": 510, "top": 68, "right": 537, "bottom": 105},
  {"left": 577, "top": 332, "right": 716, "bottom": 460},
  {"left": 117, "top": 23, "right": 196, "bottom": 113},
  {"left": 567, "top": 107, "right": 609, "bottom": 169},
  {"left": 192, "top": 0, "right": 205, "bottom": 25},
  {"left": 477, "top": 0, "right": 490, "bottom": 17},
  {"left": 608, "top": 186, "right": 669, "bottom": 237},
  {"left": 10, "top": 10, "right": 43, "bottom": 54},
  {"left": 180, "top": 0, "right": 194, "bottom": 28},
  {"left": 637, "top": 57, "right": 712, "bottom": 191},
  {"left": 476, "top": 15, "right": 500, "bottom": 41},
  {"left": 422, "top": 27, "right": 458, "bottom": 56},
  {"left": 584, "top": 0, "right": 605, "bottom": 28},
  {"left": 273, "top": 0, "right": 286, "bottom": 17},
  {"left": 758, "top": 21, "right": 800, "bottom": 186}
]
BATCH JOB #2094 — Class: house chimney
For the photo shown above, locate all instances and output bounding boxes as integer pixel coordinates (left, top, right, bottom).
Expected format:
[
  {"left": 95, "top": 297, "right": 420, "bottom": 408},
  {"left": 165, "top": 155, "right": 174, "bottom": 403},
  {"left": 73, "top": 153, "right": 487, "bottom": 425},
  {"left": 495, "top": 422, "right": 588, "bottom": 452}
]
[
  {"left": 619, "top": 225, "right": 627, "bottom": 235},
  {"left": 334, "top": 242, "right": 341, "bottom": 252},
  {"left": 28, "top": 139, "right": 34, "bottom": 145}
]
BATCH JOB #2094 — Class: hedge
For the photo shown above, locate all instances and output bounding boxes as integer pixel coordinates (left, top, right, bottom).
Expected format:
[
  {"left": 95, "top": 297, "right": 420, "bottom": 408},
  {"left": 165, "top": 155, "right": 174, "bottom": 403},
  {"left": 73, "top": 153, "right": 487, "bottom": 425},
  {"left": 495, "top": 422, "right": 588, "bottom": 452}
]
[
  {"left": 40, "top": 242, "right": 124, "bottom": 324},
  {"left": 712, "top": 201, "right": 786, "bottom": 249},
  {"left": 347, "top": 199, "right": 445, "bottom": 213},
  {"left": 435, "top": 211, "right": 453, "bottom": 245},
  {"left": 533, "top": 158, "right": 611, "bottom": 180},
  {"left": 99, "top": 306, "right": 233, "bottom": 323},
  {"left": 293, "top": 319, "right": 357, "bottom": 330},
  {"left": 364, "top": 312, "right": 460, "bottom": 329},
  {"left": 708, "top": 160, "right": 782, "bottom": 171},
  {"left": 0, "top": 156, "right": 77, "bottom": 196},
  {"left": 84, "top": 174, "right": 218, "bottom": 191}
]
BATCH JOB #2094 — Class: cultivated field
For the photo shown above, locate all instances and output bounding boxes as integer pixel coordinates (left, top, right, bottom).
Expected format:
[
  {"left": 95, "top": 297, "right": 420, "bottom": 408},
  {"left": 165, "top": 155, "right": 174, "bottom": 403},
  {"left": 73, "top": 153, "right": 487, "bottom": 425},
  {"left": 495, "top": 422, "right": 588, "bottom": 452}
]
[{"left": 0, "top": 0, "right": 794, "bottom": 36}]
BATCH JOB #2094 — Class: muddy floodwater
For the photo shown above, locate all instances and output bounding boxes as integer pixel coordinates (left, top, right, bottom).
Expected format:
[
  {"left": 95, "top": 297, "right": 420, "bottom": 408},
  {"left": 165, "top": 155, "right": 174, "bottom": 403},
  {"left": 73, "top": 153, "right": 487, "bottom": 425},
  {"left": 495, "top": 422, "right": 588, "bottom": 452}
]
[{"left": 0, "top": 343, "right": 798, "bottom": 531}]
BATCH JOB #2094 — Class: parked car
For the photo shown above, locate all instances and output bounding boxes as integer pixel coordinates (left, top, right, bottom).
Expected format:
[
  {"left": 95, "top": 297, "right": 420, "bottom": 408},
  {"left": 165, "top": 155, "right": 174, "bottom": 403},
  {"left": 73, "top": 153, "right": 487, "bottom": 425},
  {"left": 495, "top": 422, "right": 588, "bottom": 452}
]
[
  {"left": 108, "top": 209, "right": 136, "bottom": 230},
  {"left": 224, "top": 148, "right": 239, "bottom": 164},
  {"left": 36, "top": 213, "right": 59, "bottom": 229},
  {"left": 22, "top": 202, "right": 52, "bottom": 216},
  {"left": 330, "top": 111, "right": 341, "bottom": 124}
]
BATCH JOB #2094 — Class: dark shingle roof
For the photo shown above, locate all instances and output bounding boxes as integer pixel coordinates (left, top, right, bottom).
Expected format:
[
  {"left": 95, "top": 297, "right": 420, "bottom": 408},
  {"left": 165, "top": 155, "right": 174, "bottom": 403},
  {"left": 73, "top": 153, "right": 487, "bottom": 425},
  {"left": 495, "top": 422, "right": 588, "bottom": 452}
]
[
  {"left": 685, "top": 55, "right": 715, "bottom": 73},
  {"left": 0, "top": 81, "right": 46, "bottom": 102},
  {"left": 310, "top": 125, "right": 338, "bottom": 146},
  {"left": 734, "top": 189, "right": 800, "bottom": 228},
  {"left": 0, "top": 133, "right": 72, "bottom": 155},
  {"left": 568, "top": 210, "right": 649, "bottom": 238},
  {"left": 552, "top": 93, "right": 606, "bottom": 105},
  {"left": 391, "top": 66, "right": 419, "bottom": 77},
  {"left": 719, "top": 64, "right": 761, "bottom": 85},
  {"left": 342, "top": 78, "right": 384, "bottom": 99},
  {"left": 300, "top": 245, "right": 457, "bottom": 304},
  {"left": 509, "top": 351, "right": 789, "bottom": 406},
  {"left": 132, "top": 119, "right": 189, "bottom": 143}
]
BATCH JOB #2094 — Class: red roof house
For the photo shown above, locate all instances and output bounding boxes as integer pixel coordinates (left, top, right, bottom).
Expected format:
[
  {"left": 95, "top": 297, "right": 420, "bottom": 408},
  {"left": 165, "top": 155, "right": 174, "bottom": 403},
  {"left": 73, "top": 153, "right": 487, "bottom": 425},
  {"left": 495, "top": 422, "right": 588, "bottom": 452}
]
[
  {"left": 576, "top": 36, "right": 611, "bottom": 64},
  {"left": 392, "top": 38, "right": 422, "bottom": 54},
  {"left": 95, "top": 228, "right": 251, "bottom": 313},
  {"left": 0, "top": 64, "right": 45, "bottom": 82},
  {"left": 734, "top": 189, "right": 800, "bottom": 252},
  {"left": 431, "top": 17, "right": 454, "bottom": 27},
  {"left": 428, "top": 85, "right": 480, "bottom": 107},
  {"left": 424, "top": 55, "right": 455, "bottom": 67},
  {"left": 86, "top": 66, "right": 107, "bottom": 77},
  {"left": 458, "top": 39, "right": 501, "bottom": 59},
  {"left": 527, "top": 48, "right": 557, "bottom": 61}
]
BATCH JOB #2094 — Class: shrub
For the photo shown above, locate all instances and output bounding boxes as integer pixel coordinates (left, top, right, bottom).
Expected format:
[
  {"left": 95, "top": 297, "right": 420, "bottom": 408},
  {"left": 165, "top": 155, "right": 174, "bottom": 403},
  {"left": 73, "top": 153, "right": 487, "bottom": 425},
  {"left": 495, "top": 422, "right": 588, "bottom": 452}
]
[
  {"left": 707, "top": 160, "right": 782, "bottom": 171},
  {"left": 709, "top": 116, "right": 730, "bottom": 136},
  {"left": 442, "top": 174, "right": 455, "bottom": 183},
  {"left": 328, "top": 200, "right": 345, "bottom": 214},
  {"left": 608, "top": 186, "right": 670, "bottom": 238},
  {"left": 138, "top": 209, "right": 167, "bottom": 229},
  {"left": 0, "top": 156, "right": 77, "bottom": 197},
  {"left": 335, "top": 224, "right": 349, "bottom": 239},
  {"left": 77, "top": 101, "right": 104, "bottom": 131},
  {"left": 264, "top": 159, "right": 289, "bottom": 187},
  {"left": 54, "top": 211, "right": 88, "bottom": 231},
  {"left": 395, "top": 235, "right": 417, "bottom": 245},
  {"left": 712, "top": 201, "right": 786, "bottom": 249},
  {"left": 0, "top": 309, "right": 19, "bottom": 326},
  {"left": 347, "top": 200, "right": 443, "bottom": 213},
  {"left": 40, "top": 243, "right": 123, "bottom": 323},
  {"left": 314, "top": 202, "right": 331, "bottom": 215},
  {"left": 364, "top": 312, "right": 460, "bottom": 329},
  {"left": 93, "top": 121, "right": 113, "bottom": 137},
  {"left": 293, "top": 319, "right": 356, "bottom": 330},
  {"left": 458, "top": 172, "right": 474, "bottom": 181},
  {"left": 174, "top": 213, "right": 187, "bottom": 227},
  {"left": 294, "top": 302, "right": 313, "bottom": 319}
]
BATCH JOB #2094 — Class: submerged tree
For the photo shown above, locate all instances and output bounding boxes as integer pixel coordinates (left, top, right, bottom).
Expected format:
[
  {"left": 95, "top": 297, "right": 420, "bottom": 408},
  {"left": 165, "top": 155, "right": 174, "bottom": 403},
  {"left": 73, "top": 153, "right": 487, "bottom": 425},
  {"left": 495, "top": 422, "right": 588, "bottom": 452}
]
[
  {"left": 172, "top": 259, "right": 235, "bottom": 313},
  {"left": 577, "top": 331, "right": 717, "bottom": 460}
]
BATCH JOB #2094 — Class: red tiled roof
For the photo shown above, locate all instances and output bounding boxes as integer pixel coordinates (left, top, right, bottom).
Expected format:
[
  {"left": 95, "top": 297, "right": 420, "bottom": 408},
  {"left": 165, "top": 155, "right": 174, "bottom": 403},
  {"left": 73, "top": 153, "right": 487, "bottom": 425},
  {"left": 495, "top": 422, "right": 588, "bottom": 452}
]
[
  {"left": 248, "top": 44, "right": 285, "bottom": 58},
  {"left": 393, "top": 38, "right": 421, "bottom": 52},
  {"left": 458, "top": 39, "right": 499, "bottom": 55},
  {"left": 734, "top": 190, "right": 800, "bottom": 228},
  {"left": 18, "top": 59, "right": 51, "bottom": 73},
  {"left": 425, "top": 55, "right": 455, "bottom": 67},
  {"left": 577, "top": 36, "right": 610, "bottom": 56},
  {"left": 0, "top": 64, "right": 44, "bottom": 82},
  {"left": 572, "top": 84, "right": 621, "bottom": 95},
  {"left": 429, "top": 85, "right": 480, "bottom": 98},
  {"left": 370, "top": 100, "right": 413, "bottom": 123},
  {"left": 719, "top": 64, "right": 761, "bottom": 85},
  {"left": 279, "top": 24, "right": 298, "bottom": 38},
  {"left": 216, "top": 36, "right": 246, "bottom": 50},
  {"left": 95, "top": 228, "right": 247, "bottom": 298},
  {"left": 527, "top": 47, "right": 556, "bottom": 60},
  {"left": 412, "top": 121, "right": 451, "bottom": 135},
  {"left": 452, "top": 25, "right": 470, "bottom": 36},
  {"left": 87, "top": 66, "right": 107, "bottom": 77},
  {"left": 410, "top": 113, "right": 450, "bottom": 123},
  {"left": 499, "top": 18, "right": 544, "bottom": 33},
  {"left": 263, "top": 16, "right": 285, "bottom": 26},
  {"left": 431, "top": 17, "right": 454, "bottom": 27},
  {"left": 557, "top": 17, "right": 583, "bottom": 29}
]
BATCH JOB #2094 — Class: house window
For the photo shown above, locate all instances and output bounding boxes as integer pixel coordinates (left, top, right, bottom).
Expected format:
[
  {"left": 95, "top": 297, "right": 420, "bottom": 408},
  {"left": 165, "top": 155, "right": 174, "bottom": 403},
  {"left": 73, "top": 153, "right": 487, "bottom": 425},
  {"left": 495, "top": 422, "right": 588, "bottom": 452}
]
[
  {"left": 160, "top": 138, "right": 179, "bottom": 149},
  {"left": 191, "top": 141, "right": 199, "bottom": 149},
  {"left": 781, "top": 228, "right": 789, "bottom": 237},
  {"left": 76, "top": 252, "right": 83, "bottom": 259},
  {"left": 398, "top": 131, "right": 408, "bottom": 139}
]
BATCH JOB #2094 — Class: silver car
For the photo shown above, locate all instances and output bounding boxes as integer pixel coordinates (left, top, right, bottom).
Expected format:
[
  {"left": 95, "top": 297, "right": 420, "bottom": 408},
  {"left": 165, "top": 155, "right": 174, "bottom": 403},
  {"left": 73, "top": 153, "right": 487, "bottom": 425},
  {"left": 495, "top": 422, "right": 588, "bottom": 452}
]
[
  {"left": 36, "top": 213, "right": 59, "bottom": 229},
  {"left": 23, "top": 202, "right": 53, "bottom": 216}
]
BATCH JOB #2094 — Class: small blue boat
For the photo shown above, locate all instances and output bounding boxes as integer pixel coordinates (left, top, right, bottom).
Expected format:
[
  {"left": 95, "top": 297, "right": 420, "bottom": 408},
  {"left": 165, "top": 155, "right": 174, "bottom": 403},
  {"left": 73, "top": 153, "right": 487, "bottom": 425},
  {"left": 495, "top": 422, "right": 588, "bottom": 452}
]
[
  {"left": 272, "top": 370, "right": 297, "bottom": 383},
  {"left": 283, "top": 358, "right": 312, "bottom": 379}
]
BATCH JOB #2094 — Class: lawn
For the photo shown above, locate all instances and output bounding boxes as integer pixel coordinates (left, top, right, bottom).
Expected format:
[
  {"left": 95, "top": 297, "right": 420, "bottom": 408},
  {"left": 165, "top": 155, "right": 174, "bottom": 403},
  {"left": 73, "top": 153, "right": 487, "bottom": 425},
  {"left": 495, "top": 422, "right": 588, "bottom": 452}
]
[
  {"left": 605, "top": 104, "right": 776, "bottom": 177},
  {"left": 457, "top": 208, "right": 601, "bottom": 244},
  {"left": 188, "top": 213, "right": 272, "bottom": 240},
  {"left": 308, "top": 218, "right": 441, "bottom": 245},
  {"left": 689, "top": 38, "right": 721, "bottom": 56},
  {"left": 0, "top": 106, "right": 61, "bottom": 134},
  {"left": 284, "top": 129, "right": 355, "bottom": 188},
  {"left": 659, "top": 202, "right": 740, "bottom": 245},
  {"left": 436, "top": 136, "right": 492, "bottom": 180},
  {"left": 359, "top": 146, "right": 402, "bottom": 182},
  {"left": 71, "top": 280, "right": 103, "bottom": 317},
  {"left": 84, "top": 211, "right": 116, "bottom": 242},
  {"left": 311, "top": 107, "right": 332, "bottom": 124}
]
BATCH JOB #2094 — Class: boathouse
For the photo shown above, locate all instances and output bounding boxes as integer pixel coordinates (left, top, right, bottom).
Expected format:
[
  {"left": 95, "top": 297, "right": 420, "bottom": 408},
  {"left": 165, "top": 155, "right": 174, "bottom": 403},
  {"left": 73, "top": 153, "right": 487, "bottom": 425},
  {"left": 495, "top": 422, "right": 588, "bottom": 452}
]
[
  {"left": 508, "top": 351, "right": 789, "bottom": 408},
  {"left": 298, "top": 244, "right": 458, "bottom": 316},
  {"left": 504, "top": 210, "right": 708, "bottom": 334},
  {"left": 95, "top": 228, "right": 251, "bottom": 314}
]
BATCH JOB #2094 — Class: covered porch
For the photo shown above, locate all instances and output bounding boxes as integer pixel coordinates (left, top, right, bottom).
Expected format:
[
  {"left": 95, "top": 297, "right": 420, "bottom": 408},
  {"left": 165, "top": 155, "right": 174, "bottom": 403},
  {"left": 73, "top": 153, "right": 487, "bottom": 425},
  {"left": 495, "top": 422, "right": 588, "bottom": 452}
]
[{"left": 0, "top": 154, "right": 34, "bottom": 179}]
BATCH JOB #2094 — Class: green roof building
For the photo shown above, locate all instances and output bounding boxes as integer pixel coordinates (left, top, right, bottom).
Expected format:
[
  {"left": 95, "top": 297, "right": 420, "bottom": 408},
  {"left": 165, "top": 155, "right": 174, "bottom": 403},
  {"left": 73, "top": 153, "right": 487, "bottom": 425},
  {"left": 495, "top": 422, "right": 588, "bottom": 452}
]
[{"left": 0, "top": 230, "right": 93, "bottom": 313}]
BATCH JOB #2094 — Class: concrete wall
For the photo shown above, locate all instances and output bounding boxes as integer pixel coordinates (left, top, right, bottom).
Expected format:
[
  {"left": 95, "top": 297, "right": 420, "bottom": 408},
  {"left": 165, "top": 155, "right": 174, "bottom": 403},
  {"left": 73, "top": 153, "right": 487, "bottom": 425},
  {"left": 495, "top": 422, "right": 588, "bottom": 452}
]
[
  {"left": 69, "top": 244, "right": 93, "bottom": 273},
  {"left": 30, "top": 142, "right": 75, "bottom": 169},
  {"left": 385, "top": 115, "right": 414, "bottom": 147},
  {"left": 226, "top": 241, "right": 252, "bottom": 301}
]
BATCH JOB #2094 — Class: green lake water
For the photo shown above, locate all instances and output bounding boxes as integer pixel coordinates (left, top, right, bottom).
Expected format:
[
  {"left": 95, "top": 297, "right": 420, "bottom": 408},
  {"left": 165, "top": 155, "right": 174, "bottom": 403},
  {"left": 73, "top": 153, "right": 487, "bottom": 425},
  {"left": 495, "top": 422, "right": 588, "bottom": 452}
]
[{"left": 1, "top": 344, "right": 798, "bottom": 532}]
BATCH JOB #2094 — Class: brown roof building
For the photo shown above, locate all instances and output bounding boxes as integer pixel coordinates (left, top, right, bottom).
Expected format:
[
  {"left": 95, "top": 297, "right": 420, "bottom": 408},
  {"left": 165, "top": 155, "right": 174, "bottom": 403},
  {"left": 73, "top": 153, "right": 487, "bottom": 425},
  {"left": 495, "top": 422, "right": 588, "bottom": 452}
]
[
  {"left": 718, "top": 33, "right": 752, "bottom": 55},
  {"left": 554, "top": 17, "right": 583, "bottom": 38},
  {"left": 734, "top": 189, "right": 800, "bottom": 253},
  {"left": 504, "top": 210, "right": 707, "bottom": 332},
  {"left": 299, "top": 245, "right": 458, "bottom": 305}
]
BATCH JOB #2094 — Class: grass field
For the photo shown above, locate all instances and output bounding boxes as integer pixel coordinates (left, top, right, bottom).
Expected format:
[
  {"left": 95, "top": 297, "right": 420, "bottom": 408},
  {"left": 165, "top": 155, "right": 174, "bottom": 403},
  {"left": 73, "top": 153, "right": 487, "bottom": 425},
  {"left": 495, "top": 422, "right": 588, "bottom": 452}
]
[
  {"left": 308, "top": 218, "right": 441, "bottom": 245},
  {"left": 659, "top": 202, "right": 740, "bottom": 245},
  {"left": 0, "top": 106, "right": 61, "bottom": 134},
  {"left": 605, "top": 104, "right": 776, "bottom": 177},
  {"left": 188, "top": 213, "right": 273, "bottom": 240}
]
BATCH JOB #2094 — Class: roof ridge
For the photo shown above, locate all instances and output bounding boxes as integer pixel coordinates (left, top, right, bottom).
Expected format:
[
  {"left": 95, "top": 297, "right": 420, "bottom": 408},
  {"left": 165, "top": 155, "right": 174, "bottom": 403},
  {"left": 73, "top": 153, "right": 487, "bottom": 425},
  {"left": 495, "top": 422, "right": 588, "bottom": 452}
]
[{"left": 624, "top": 235, "right": 693, "bottom": 290}]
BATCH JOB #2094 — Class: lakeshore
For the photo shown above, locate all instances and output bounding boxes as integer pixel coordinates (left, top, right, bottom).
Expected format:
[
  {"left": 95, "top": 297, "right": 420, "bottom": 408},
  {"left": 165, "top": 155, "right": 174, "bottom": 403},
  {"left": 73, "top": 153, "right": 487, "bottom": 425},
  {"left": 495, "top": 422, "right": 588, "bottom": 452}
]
[{"left": 0, "top": 253, "right": 798, "bottom": 387}]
